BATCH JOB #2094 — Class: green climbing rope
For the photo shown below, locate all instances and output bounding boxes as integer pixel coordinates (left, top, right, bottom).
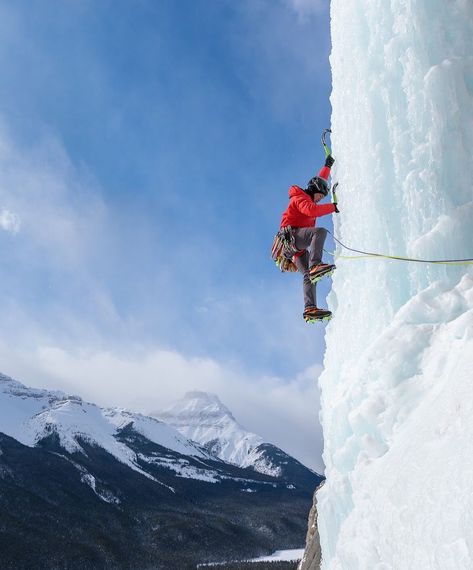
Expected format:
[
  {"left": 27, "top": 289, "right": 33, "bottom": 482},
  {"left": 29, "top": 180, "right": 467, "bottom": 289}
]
[{"left": 325, "top": 230, "right": 473, "bottom": 265}]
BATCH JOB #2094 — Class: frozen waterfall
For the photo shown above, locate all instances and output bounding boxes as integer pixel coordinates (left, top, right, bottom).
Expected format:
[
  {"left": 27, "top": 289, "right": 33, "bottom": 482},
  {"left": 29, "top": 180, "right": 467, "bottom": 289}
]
[{"left": 317, "top": 1, "right": 473, "bottom": 568}]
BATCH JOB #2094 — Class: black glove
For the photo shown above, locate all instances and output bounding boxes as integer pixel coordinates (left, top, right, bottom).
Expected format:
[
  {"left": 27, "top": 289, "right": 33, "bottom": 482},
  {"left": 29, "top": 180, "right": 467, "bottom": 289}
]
[{"left": 325, "top": 155, "right": 335, "bottom": 168}]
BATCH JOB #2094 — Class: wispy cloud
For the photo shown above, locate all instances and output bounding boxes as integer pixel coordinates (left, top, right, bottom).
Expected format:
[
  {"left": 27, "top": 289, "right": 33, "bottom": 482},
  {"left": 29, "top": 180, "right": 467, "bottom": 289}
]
[
  {"left": 287, "top": 0, "right": 326, "bottom": 20},
  {"left": 0, "top": 208, "right": 20, "bottom": 233},
  {"left": 0, "top": 119, "right": 125, "bottom": 334},
  {"left": 0, "top": 123, "right": 108, "bottom": 269}
]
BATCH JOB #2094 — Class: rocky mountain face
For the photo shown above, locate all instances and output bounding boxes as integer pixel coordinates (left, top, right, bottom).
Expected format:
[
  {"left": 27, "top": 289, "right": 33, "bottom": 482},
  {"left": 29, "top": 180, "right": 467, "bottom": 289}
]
[
  {"left": 153, "top": 391, "right": 320, "bottom": 489},
  {"left": 0, "top": 374, "right": 323, "bottom": 569},
  {"left": 298, "top": 483, "right": 323, "bottom": 570}
]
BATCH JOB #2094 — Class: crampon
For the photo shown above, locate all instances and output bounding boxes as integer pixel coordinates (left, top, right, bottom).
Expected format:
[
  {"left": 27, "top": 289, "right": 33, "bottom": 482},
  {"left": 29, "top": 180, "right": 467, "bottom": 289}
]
[
  {"left": 303, "top": 307, "right": 332, "bottom": 323},
  {"left": 308, "top": 263, "right": 336, "bottom": 284}
]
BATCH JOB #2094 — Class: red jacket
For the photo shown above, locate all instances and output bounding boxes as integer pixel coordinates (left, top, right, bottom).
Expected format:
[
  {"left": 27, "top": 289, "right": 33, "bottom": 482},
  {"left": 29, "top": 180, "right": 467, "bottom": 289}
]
[{"left": 280, "top": 166, "right": 335, "bottom": 229}]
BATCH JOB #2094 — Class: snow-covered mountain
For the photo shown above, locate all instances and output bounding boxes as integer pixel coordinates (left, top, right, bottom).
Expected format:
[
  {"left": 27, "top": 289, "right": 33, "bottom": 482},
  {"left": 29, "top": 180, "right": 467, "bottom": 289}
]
[
  {"left": 0, "top": 372, "right": 322, "bottom": 569},
  {"left": 153, "top": 391, "right": 263, "bottom": 467},
  {"left": 0, "top": 372, "right": 216, "bottom": 483},
  {"left": 152, "top": 391, "right": 318, "bottom": 482},
  {"left": 307, "top": 1, "right": 473, "bottom": 569}
]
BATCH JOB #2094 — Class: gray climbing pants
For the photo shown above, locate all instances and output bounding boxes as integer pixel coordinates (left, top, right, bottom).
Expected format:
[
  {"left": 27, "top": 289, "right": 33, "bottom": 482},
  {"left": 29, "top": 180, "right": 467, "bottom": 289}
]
[{"left": 291, "top": 227, "right": 328, "bottom": 309}]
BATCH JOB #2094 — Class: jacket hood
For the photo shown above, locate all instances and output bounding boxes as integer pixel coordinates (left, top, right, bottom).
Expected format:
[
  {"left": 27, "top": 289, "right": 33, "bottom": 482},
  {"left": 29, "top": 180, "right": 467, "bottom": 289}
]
[{"left": 288, "top": 185, "right": 307, "bottom": 198}]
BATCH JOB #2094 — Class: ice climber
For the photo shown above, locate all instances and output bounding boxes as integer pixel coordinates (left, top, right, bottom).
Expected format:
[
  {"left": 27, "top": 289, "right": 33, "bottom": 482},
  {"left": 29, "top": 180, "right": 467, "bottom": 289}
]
[{"left": 271, "top": 153, "right": 338, "bottom": 323}]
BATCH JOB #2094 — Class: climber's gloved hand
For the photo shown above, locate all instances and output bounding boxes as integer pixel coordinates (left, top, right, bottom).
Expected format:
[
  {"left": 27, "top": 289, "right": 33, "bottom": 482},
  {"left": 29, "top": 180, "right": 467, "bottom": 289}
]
[
  {"left": 325, "top": 154, "right": 335, "bottom": 168},
  {"left": 331, "top": 182, "right": 339, "bottom": 213}
]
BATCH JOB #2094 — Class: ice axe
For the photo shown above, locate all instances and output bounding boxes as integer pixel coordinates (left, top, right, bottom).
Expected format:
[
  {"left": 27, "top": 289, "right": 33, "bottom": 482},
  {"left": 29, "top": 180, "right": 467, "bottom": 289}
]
[
  {"left": 321, "top": 129, "right": 339, "bottom": 204},
  {"left": 321, "top": 128, "right": 332, "bottom": 158}
]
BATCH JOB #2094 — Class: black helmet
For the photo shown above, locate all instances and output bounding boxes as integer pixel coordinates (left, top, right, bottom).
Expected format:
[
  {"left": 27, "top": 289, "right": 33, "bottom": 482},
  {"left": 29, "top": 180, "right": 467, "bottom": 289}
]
[{"left": 306, "top": 176, "right": 329, "bottom": 198}]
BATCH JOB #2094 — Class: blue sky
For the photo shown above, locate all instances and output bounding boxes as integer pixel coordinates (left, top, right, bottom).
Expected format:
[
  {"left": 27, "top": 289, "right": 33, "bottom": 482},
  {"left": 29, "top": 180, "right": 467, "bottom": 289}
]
[{"left": 0, "top": 0, "right": 333, "bottom": 471}]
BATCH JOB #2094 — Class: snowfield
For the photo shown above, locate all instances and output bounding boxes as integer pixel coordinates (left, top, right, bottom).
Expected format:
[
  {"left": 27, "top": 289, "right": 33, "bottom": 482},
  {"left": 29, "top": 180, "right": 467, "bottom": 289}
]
[{"left": 317, "top": 1, "right": 473, "bottom": 568}]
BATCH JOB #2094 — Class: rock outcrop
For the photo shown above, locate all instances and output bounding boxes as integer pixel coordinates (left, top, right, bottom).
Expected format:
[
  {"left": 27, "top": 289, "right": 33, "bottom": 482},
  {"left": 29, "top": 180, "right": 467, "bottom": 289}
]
[{"left": 298, "top": 482, "right": 323, "bottom": 570}]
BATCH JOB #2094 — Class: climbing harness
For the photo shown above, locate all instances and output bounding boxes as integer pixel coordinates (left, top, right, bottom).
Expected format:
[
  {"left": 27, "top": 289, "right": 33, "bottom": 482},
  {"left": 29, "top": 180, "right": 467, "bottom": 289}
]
[{"left": 271, "top": 226, "right": 300, "bottom": 272}]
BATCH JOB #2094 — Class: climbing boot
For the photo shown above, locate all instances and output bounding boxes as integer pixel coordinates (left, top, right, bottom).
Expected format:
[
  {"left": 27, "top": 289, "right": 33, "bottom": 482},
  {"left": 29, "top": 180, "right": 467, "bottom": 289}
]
[
  {"left": 303, "top": 307, "right": 332, "bottom": 323},
  {"left": 309, "top": 263, "right": 336, "bottom": 284}
]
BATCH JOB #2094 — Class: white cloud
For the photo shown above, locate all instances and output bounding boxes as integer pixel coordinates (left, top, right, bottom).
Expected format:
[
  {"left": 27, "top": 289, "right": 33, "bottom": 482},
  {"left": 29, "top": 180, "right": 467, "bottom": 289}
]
[
  {"left": 0, "top": 119, "right": 125, "bottom": 336},
  {"left": 0, "top": 124, "right": 108, "bottom": 268},
  {"left": 0, "top": 208, "right": 20, "bottom": 233},
  {"left": 287, "top": 0, "right": 326, "bottom": 20}
]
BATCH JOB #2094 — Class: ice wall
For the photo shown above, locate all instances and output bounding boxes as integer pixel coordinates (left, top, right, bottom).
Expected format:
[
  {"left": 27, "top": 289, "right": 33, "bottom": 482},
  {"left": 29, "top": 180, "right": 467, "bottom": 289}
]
[{"left": 317, "top": 1, "right": 473, "bottom": 568}]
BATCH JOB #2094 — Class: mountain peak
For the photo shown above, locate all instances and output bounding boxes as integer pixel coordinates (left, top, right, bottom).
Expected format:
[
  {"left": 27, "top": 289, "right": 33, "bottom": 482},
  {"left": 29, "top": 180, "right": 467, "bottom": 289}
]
[
  {"left": 0, "top": 371, "right": 211, "bottom": 469},
  {"left": 151, "top": 392, "right": 264, "bottom": 467},
  {"left": 151, "top": 392, "right": 318, "bottom": 481},
  {"left": 161, "top": 390, "right": 237, "bottom": 423},
  {"left": 183, "top": 390, "right": 220, "bottom": 403},
  {"left": 184, "top": 390, "right": 216, "bottom": 399},
  {"left": 0, "top": 372, "right": 25, "bottom": 390}
]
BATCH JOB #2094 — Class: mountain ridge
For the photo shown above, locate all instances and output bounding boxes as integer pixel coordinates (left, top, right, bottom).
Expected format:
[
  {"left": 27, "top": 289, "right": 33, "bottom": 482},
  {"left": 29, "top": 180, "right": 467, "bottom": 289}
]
[
  {"left": 0, "top": 371, "right": 323, "bottom": 569},
  {"left": 152, "top": 390, "right": 320, "bottom": 484}
]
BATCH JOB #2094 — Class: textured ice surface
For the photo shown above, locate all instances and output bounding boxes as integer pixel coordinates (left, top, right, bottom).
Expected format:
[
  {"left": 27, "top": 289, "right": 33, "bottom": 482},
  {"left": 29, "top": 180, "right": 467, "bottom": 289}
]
[{"left": 318, "top": 1, "right": 473, "bottom": 568}]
